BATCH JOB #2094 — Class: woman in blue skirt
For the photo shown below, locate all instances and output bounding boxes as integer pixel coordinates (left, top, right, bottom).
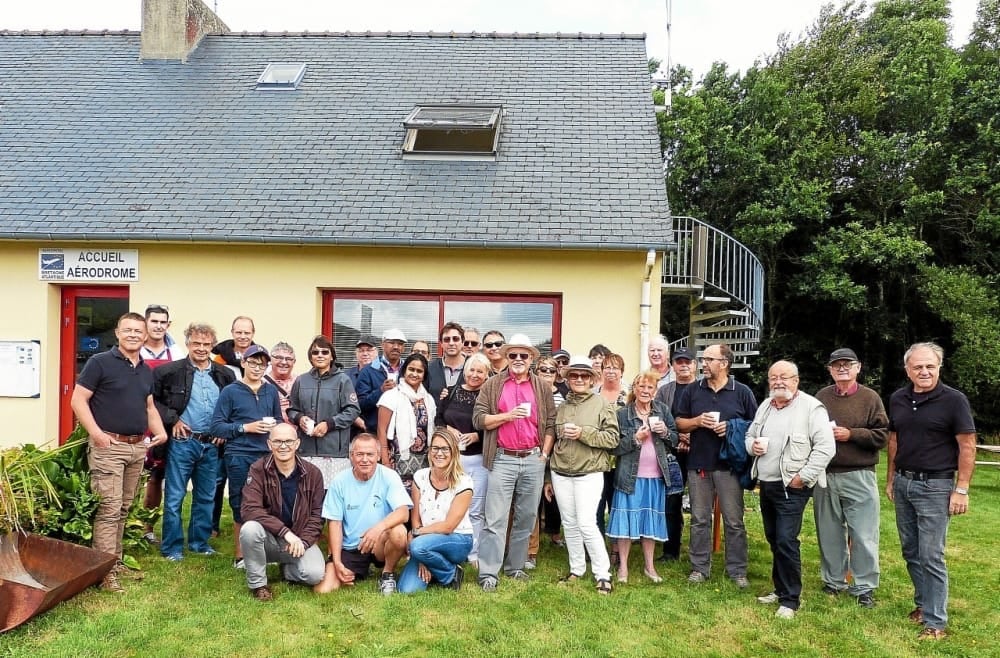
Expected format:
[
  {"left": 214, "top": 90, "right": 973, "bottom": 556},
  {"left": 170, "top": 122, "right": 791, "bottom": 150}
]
[{"left": 607, "top": 370, "right": 681, "bottom": 583}]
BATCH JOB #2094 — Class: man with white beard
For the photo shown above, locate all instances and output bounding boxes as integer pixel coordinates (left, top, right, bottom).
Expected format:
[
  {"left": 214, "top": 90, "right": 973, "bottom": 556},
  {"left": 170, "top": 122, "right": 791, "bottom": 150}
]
[{"left": 746, "top": 360, "right": 835, "bottom": 619}]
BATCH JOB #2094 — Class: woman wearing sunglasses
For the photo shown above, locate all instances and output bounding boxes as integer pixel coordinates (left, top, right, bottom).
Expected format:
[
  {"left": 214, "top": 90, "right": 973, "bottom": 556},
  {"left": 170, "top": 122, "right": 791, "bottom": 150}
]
[
  {"left": 398, "top": 428, "right": 474, "bottom": 593},
  {"left": 551, "top": 355, "right": 620, "bottom": 594},
  {"left": 287, "top": 336, "right": 361, "bottom": 487}
]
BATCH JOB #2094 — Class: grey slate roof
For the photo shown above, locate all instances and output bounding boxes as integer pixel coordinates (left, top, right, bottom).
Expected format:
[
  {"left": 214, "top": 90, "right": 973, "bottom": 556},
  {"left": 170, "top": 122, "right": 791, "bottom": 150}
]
[{"left": 0, "top": 31, "right": 672, "bottom": 250}]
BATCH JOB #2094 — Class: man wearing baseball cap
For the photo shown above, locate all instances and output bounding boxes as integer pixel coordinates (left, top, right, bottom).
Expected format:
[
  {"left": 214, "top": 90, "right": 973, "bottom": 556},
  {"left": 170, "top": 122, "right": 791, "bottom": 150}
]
[
  {"left": 472, "top": 334, "right": 556, "bottom": 592},
  {"left": 210, "top": 344, "right": 284, "bottom": 568},
  {"left": 813, "top": 347, "right": 888, "bottom": 610},
  {"left": 355, "top": 329, "right": 407, "bottom": 433}
]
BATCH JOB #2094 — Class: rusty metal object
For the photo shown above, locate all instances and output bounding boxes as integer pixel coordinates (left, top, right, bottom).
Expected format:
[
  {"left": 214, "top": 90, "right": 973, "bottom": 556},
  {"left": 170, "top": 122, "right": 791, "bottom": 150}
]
[{"left": 1, "top": 532, "right": 117, "bottom": 633}]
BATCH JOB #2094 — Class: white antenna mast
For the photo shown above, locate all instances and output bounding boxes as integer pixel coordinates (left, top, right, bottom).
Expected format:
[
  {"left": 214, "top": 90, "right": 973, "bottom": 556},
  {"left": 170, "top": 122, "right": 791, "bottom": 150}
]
[{"left": 665, "top": 0, "right": 673, "bottom": 112}]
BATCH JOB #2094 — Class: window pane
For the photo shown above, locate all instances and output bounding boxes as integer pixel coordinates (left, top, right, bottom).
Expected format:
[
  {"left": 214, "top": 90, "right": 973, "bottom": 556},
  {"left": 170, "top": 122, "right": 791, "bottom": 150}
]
[
  {"left": 331, "top": 299, "right": 437, "bottom": 367},
  {"left": 444, "top": 300, "right": 554, "bottom": 356}
]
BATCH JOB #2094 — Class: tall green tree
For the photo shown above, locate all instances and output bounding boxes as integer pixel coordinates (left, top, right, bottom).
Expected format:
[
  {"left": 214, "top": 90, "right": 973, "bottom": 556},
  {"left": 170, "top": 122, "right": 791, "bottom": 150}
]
[{"left": 661, "top": 0, "right": 1000, "bottom": 426}]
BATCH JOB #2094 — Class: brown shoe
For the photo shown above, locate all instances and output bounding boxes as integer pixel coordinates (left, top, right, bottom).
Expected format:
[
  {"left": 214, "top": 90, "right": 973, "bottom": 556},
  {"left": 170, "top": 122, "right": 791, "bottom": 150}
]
[
  {"left": 908, "top": 607, "right": 923, "bottom": 624},
  {"left": 917, "top": 628, "right": 947, "bottom": 641},
  {"left": 251, "top": 586, "right": 273, "bottom": 601},
  {"left": 100, "top": 570, "right": 124, "bottom": 593},
  {"left": 114, "top": 561, "right": 145, "bottom": 581}
]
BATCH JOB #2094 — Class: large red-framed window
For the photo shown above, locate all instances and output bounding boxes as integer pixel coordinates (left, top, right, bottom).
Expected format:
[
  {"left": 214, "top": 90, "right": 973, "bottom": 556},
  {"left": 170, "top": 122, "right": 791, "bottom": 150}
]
[{"left": 322, "top": 290, "right": 562, "bottom": 367}]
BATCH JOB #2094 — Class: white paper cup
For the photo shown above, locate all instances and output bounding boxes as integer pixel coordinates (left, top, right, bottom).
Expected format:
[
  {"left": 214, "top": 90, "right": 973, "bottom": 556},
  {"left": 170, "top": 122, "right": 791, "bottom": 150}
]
[
  {"left": 387, "top": 373, "right": 398, "bottom": 384},
  {"left": 706, "top": 411, "right": 721, "bottom": 423},
  {"left": 303, "top": 418, "right": 315, "bottom": 435},
  {"left": 756, "top": 436, "right": 770, "bottom": 452},
  {"left": 829, "top": 420, "right": 837, "bottom": 429},
  {"left": 518, "top": 402, "right": 532, "bottom": 415},
  {"left": 262, "top": 416, "right": 276, "bottom": 427},
  {"left": 649, "top": 415, "right": 661, "bottom": 426}
]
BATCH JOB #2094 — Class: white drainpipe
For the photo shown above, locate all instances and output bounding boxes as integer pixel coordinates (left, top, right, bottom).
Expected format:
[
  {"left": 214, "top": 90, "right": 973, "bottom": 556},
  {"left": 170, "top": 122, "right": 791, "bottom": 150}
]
[{"left": 639, "top": 249, "right": 656, "bottom": 371}]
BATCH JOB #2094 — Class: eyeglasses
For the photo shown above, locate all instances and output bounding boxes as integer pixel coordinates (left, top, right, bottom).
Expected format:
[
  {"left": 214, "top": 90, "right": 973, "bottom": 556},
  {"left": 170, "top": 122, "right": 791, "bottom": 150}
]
[
  {"left": 829, "top": 361, "right": 857, "bottom": 370},
  {"left": 699, "top": 357, "right": 726, "bottom": 363},
  {"left": 484, "top": 341, "right": 504, "bottom": 349},
  {"left": 537, "top": 367, "right": 557, "bottom": 374},
  {"left": 268, "top": 439, "right": 299, "bottom": 448},
  {"left": 429, "top": 445, "right": 452, "bottom": 454},
  {"left": 508, "top": 352, "right": 531, "bottom": 361},
  {"left": 568, "top": 372, "right": 591, "bottom": 380},
  {"left": 768, "top": 374, "right": 798, "bottom": 383},
  {"left": 464, "top": 340, "right": 480, "bottom": 347},
  {"left": 272, "top": 355, "right": 295, "bottom": 362},
  {"left": 310, "top": 349, "right": 331, "bottom": 356},
  {"left": 441, "top": 336, "right": 462, "bottom": 343},
  {"left": 245, "top": 361, "right": 268, "bottom": 370}
]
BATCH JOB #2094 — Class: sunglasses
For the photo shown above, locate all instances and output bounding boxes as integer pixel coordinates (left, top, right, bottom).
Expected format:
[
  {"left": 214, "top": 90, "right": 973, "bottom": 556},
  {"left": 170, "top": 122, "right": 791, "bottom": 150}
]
[
  {"left": 441, "top": 336, "right": 462, "bottom": 343},
  {"left": 568, "top": 372, "right": 591, "bottom": 380},
  {"left": 310, "top": 349, "right": 331, "bottom": 356},
  {"left": 464, "top": 340, "right": 480, "bottom": 347},
  {"left": 537, "top": 367, "right": 557, "bottom": 374},
  {"left": 484, "top": 341, "right": 504, "bottom": 349},
  {"left": 508, "top": 352, "right": 531, "bottom": 361}
]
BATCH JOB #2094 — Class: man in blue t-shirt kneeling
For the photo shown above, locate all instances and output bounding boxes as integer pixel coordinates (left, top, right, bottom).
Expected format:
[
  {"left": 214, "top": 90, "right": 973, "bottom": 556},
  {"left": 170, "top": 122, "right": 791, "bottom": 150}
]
[{"left": 316, "top": 433, "right": 412, "bottom": 595}]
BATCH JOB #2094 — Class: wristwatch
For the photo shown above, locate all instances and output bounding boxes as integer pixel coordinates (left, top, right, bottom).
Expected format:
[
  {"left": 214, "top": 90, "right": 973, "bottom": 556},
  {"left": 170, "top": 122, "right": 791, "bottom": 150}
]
[{"left": 954, "top": 487, "right": 969, "bottom": 495}]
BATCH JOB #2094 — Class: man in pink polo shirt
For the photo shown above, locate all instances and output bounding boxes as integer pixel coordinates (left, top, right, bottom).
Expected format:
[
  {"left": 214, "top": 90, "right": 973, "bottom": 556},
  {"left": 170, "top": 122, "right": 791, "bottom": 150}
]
[{"left": 472, "top": 334, "right": 556, "bottom": 592}]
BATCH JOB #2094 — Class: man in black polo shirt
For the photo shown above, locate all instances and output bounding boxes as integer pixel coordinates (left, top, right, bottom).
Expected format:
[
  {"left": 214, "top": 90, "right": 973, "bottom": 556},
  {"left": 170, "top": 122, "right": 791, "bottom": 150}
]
[
  {"left": 886, "top": 342, "right": 976, "bottom": 641},
  {"left": 674, "top": 343, "right": 758, "bottom": 588},
  {"left": 71, "top": 312, "right": 168, "bottom": 592}
]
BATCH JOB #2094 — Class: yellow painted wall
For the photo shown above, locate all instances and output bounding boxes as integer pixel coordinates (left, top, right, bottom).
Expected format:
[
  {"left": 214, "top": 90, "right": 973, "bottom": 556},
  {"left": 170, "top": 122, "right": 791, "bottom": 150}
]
[{"left": 0, "top": 241, "right": 662, "bottom": 449}]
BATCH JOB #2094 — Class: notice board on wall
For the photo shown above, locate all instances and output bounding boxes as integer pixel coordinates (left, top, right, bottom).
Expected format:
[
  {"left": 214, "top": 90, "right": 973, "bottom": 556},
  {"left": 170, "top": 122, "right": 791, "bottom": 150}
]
[{"left": 0, "top": 340, "right": 41, "bottom": 398}]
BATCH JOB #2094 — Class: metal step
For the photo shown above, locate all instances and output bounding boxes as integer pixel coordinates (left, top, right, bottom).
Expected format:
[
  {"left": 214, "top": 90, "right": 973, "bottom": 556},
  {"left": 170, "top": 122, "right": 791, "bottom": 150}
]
[
  {"left": 690, "top": 323, "right": 758, "bottom": 335},
  {"left": 690, "top": 309, "right": 749, "bottom": 323}
]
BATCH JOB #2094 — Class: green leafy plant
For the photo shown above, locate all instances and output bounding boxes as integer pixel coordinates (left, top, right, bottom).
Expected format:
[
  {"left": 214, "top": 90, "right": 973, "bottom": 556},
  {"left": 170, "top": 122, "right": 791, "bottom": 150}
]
[{"left": 1, "top": 439, "right": 81, "bottom": 535}]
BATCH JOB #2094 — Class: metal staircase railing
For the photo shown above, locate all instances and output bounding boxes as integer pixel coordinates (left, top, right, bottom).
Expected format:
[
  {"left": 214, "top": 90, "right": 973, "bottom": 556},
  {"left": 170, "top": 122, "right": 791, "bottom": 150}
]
[{"left": 661, "top": 216, "right": 764, "bottom": 367}]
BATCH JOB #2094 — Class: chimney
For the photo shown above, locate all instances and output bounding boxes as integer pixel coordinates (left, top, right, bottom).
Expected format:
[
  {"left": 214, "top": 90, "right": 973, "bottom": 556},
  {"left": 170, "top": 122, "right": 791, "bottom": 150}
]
[{"left": 140, "top": 0, "right": 229, "bottom": 62}]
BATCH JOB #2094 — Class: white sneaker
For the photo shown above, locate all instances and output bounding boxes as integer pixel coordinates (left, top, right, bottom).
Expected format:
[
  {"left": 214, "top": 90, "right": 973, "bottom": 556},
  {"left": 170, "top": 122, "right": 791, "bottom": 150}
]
[
  {"left": 775, "top": 606, "right": 796, "bottom": 619},
  {"left": 757, "top": 592, "right": 779, "bottom": 604},
  {"left": 524, "top": 558, "right": 537, "bottom": 570}
]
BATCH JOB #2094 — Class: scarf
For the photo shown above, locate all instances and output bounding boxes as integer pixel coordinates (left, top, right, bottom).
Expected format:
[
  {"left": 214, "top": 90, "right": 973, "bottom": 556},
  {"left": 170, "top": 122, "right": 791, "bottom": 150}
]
[{"left": 384, "top": 382, "right": 436, "bottom": 459}]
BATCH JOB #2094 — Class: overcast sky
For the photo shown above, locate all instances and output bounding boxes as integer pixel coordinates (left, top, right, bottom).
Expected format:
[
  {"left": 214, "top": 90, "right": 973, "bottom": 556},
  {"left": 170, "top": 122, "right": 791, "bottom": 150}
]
[{"left": 3, "top": 1, "right": 980, "bottom": 78}]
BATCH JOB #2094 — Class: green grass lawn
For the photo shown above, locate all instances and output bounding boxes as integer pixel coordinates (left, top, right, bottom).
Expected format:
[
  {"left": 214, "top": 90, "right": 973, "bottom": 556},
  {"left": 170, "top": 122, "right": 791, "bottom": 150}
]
[{"left": 3, "top": 464, "right": 999, "bottom": 657}]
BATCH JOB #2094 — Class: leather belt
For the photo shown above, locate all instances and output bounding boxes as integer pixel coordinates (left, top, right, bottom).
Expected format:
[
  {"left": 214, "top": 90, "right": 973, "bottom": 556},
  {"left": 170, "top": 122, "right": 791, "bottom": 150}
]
[
  {"left": 497, "top": 447, "right": 539, "bottom": 458},
  {"left": 895, "top": 468, "right": 954, "bottom": 481},
  {"left": 174, "top": 432, "right": 215, "bottom": 443},
  {"left": 108, "top": 433, "right": 145, "bottom": 445}
]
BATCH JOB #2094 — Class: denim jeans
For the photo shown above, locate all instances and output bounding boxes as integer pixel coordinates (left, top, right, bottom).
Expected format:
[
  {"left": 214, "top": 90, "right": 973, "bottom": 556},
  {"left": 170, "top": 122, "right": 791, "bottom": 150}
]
[
  {"left": 478, "top": 451, "right": 545, "bottom": 580},
  {"left": 814, "top": 469, "right": 880, "bottom": 595},
  {"left": 460, "top": 453, "right": 489, "bottom": 561},
  {"left": 552, "top": 471, "right": 611, "bottom": 580},
  {"left": 239, "top": 521, "right": 325, "bottom": 590},
  {"left": 88, "top": 441, "right": 146, "bottom": 557},
  {"left": 687, "top": 469, "right": 748, "bottom": 578},
  {"left": 161, "top": 436, "right": 219, "bottom": 556},
  {"left": 894, "top": 474, "right": 952, "bottom": 630},
  {"left": 759, "top": 480, "right": 813, "bottom": 610},
  {"left": 225, "top": 451, "right": 268, "bottom": 524},
  {"left": 398, "top": 533, "right": 473, "bottom": 593}
]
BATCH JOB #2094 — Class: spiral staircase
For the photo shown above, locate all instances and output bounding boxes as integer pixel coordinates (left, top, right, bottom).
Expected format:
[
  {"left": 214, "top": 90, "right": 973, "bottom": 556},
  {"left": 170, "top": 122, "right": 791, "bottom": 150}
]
[{"left": 661, "top": 216, "right": 764, "bottom": 369}]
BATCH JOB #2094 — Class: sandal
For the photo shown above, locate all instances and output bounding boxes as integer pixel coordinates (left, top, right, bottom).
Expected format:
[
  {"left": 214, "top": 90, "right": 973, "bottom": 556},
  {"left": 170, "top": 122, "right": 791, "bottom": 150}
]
[
  {"left": 559, "top": 573, "right": 581, "bottom": 583},
  {"left": 596, "top": 579, "right": 613, "bottom": 595}
]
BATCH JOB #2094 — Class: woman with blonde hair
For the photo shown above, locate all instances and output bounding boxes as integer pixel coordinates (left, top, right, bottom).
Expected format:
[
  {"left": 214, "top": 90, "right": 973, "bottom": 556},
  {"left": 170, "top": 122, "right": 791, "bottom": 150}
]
[
  {"left": 607, "top": 370, "right": 680, "bottom": 583},
  {"left": 398, "top": 428, "right": 474, "bottom": 592}
]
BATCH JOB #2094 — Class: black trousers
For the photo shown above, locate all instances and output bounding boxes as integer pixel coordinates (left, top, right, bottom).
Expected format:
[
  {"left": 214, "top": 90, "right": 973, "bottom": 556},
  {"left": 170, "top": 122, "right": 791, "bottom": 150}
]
[{"left": 759, "top": 480, "right": 813, "bottom": 610}]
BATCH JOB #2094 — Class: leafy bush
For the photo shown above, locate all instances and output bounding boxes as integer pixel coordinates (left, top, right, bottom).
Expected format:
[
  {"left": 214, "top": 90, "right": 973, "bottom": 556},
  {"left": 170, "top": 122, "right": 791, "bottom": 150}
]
[{"left": 2, "top": 424, "right": 161, "bottom": 564}]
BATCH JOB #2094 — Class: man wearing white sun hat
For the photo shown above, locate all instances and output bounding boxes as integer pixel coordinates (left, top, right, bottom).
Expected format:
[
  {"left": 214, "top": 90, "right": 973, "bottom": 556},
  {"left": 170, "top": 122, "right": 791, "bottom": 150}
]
[{"left": 472, "top": 333, "right": 556, "bottom": 592}]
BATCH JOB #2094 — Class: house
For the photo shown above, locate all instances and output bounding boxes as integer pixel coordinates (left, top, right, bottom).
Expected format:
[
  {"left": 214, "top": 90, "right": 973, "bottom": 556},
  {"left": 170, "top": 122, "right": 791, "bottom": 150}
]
[{"left": 0, "top": 0, "right": 674, "bottom": 448}]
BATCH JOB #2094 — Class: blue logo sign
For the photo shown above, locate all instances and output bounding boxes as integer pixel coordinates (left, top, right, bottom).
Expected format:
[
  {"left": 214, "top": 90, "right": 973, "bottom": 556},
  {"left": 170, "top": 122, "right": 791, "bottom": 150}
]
[{"left": 40, "top": 253, "right": 64, "bottom": 271}]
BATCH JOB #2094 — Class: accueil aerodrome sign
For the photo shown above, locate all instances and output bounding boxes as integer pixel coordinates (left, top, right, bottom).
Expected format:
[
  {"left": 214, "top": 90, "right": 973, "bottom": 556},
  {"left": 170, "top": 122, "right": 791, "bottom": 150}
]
[{"left": 38, "top": 248, "right": 139, "bottom": 282}]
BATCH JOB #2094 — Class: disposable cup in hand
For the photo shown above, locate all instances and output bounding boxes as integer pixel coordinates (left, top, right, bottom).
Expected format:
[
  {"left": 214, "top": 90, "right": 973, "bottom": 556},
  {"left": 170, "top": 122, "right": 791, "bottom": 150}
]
[
  {"left": 518, "top": 402, "right": 532, "bottom": 415},
  {"left": 459, "top": 436, "right": 468, "bottom": 452},
  {"left": 649, "top": 415, "right": 661, "bottom": 427},
  {"left": 706, "top": 411, "right": 721, "bottom": 423},
  {"left": 262, "top": 416, "right": 276, "bottom": 427},
  {"left": 829, "top": 420, "right": 837, "bottom": 429},
  {"left": 303, "top": 418, "right": 315, "bottom": 435},
  {"left": 756, "top": 436, "right": 770, "bottom": 453},
  {"left": 387, "top": 373, "right": 398, "bottom": 384}
]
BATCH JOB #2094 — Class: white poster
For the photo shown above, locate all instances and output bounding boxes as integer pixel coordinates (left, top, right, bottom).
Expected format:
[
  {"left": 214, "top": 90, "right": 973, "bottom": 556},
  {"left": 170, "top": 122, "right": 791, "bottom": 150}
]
[
  {"left": 0, "top": 340, "right": 41, "bottom": 398},
  {"left": 39, "top": 248, "right": 139, "bottom": 282}
]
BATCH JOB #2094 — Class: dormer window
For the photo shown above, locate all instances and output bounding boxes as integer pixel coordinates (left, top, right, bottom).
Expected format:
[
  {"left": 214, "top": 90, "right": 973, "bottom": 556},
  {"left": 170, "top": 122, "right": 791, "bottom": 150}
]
[
  {"left": 402, "top": 105, "right": 503, "bottom": 160},
  {"left": 256, "top": 63, "right": 306, "bottom": 90}
]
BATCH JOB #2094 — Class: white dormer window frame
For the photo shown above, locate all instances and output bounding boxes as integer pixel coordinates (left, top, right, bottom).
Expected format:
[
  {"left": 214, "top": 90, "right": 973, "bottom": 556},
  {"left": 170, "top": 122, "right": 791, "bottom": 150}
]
[
  {"left": 402, "top": 104, "right": 503, "bottom": 161},
  {"left": 256, "top": 63, "right": 307, "bottom": 90}
]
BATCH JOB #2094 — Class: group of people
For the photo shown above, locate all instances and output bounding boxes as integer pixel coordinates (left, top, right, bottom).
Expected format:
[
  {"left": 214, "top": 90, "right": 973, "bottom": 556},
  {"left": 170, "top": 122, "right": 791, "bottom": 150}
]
[{"left": 71, "top": 310, "right": 976, "bottom": 641}]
